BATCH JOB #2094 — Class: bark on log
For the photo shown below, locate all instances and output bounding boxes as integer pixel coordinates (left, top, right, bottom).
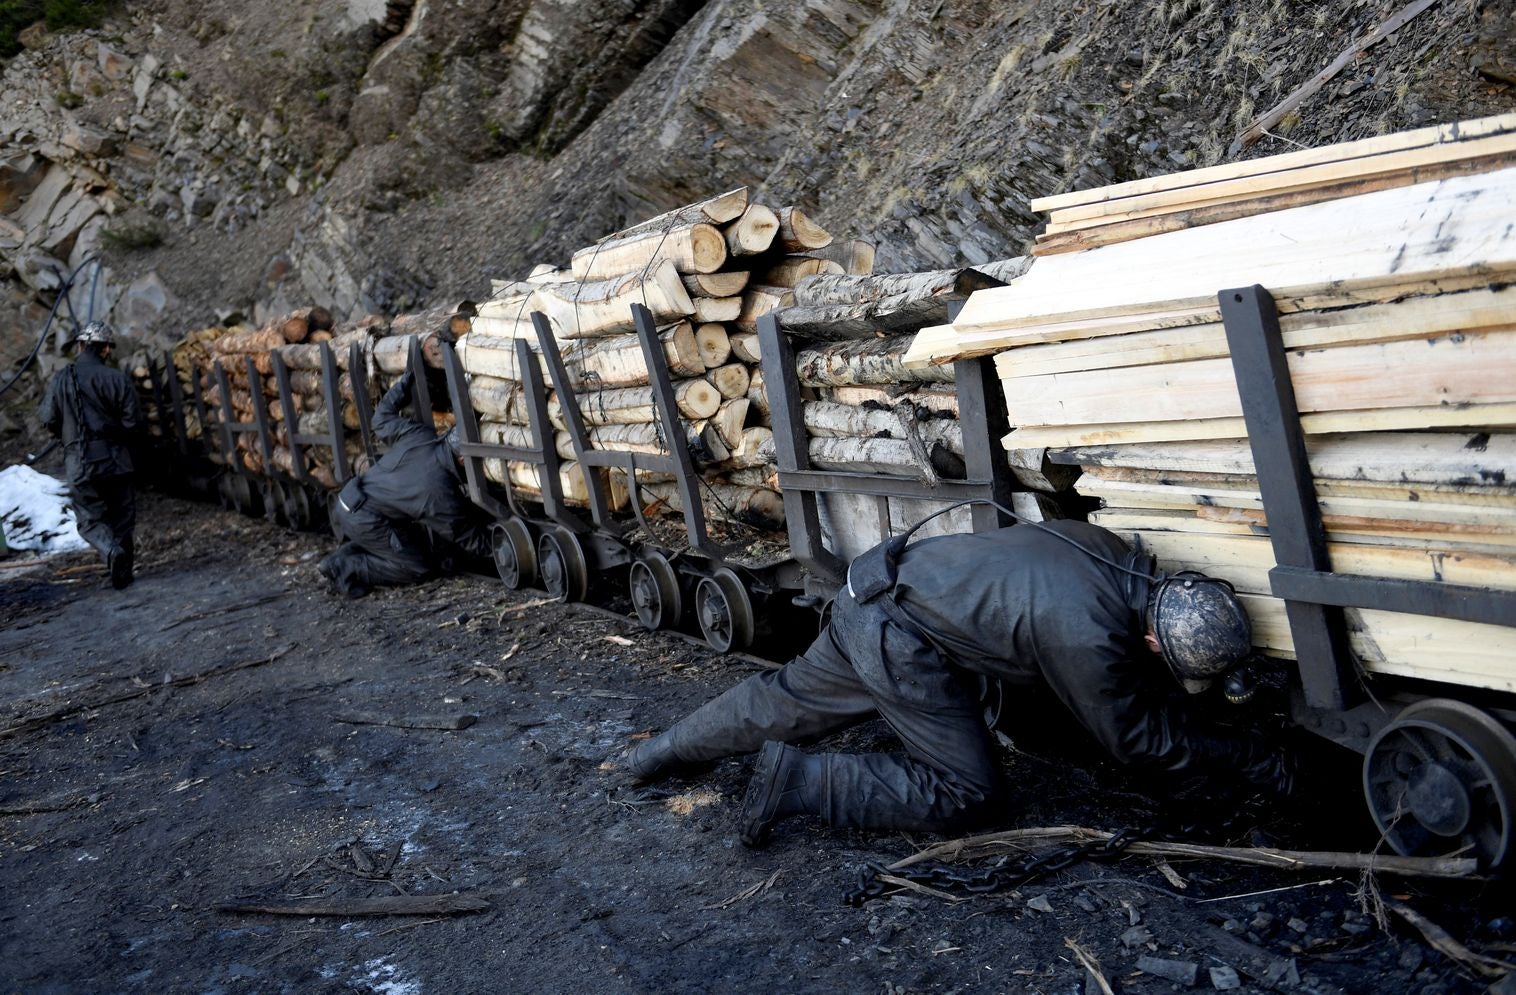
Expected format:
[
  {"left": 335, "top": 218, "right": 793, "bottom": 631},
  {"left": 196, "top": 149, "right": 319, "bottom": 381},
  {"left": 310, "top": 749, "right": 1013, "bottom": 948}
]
[
  {"left": 456, "top": 334, "right": 550, "bottom": 382},
  {"left": 478, "top": 420, "right": 535, "bottom": 449},
  {"left": 824, "top": 385, "right": 960, "bottom": 418},
  {"left": 563, "top": 421, "right": 726, "bottom": 464},
  {"left": 548, "top": 379, "right": 720, "bottom": 428},
  {"left": 560, "top": 322, "right": 704, "bottom": 387},
  {"left": 536, "top": 260, "right": 694, "bottom": 338},
  {"left": 691, "top": 296, "right": 742, "bottom": 323},
  {"left": 468, "top": 376, "right": 532, "bottom": 424},
  {"left": 776, "top": 206, "right": 833, "bottom": 252},
  {"left": 807, "top": 238, "right": 875, "bottom": 275},
  {"left": 682, "top": 271, "right": 750, "bottom": 297},
  {"left": 723, "top": 204, "right": 779, "bottom": 257},
  {"left": 695, "top": 323, "right": 732, "bottom": 368},
  {"left": 796, "top": 337, "right": 956, "bottom": 386},
  {"left": 806, "top": 436, "right": 964, "bottom": 478},
  {"left": 803, "top": 400, "right": 963, "bottom": 454},
  {"left": 779, "top": 262, "right": 1031, "bottom": 340},
  {"left": 213, "top": 327, "right": 285, "bottom": 355},
  {"left": 728, "top": 427, "right": 773, "bottom": 468},
  {"left": 373, "top": 332, "right": 445, "bottom": 373},
  {"left": 707, "top": 362, "right": 751, "bottom": 400},
  {"left": 724, "top": 465, "right": 780, "bottom": 489},
  {"left": 639, "top": 480, "right": 785, "bottom": 531},
  {"left": 571, "top": 223, "right": 728, "bottom": 282},
  {"left": 597, "top": 187, "right": 750, "bottom": 244},
  {"left": 389, "top": 302, "right": 475, "bottom": 340},
  {"left": 483, "top": 459, "right": 628, "bottom": 510},
  {"left": 759, "top": 256, "right": 844, "bottom": 288}
]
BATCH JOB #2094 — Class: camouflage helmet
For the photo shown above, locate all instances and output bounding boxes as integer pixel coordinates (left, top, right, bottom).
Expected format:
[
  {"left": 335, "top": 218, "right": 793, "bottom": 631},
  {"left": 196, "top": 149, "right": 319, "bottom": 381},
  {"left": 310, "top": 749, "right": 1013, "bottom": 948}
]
[
  {"left": 1147, "top": 572, "right": 1252, "bottom": 693},
  {"left": 73, "top": 320, "right": 116, "bottom": 346}
]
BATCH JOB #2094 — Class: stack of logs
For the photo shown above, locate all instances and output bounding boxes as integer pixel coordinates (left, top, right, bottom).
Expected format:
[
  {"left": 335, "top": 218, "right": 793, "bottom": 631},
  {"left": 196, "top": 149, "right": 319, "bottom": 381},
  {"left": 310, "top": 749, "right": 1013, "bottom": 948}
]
[
  {"left": 455, "top": 186, "right": 873, "bottom": 537},
  {"left": 178, "top": 302, "right": 474, "bottom": 490},
  {"left": 763, "top": 257, "right": 1040, "bottom": 561},
  {"left": 903, "top": 122, "right": 1516, "bottom": 693}
]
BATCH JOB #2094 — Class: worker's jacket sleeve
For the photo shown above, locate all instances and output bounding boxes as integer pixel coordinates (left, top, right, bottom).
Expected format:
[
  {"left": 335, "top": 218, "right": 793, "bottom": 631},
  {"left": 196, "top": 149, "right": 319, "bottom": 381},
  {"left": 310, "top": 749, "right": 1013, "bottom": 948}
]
[
  {"left": 371, "top": 374, "right": 431, "bottom": 449},
  {"left": 418, "top": 470, "right": 491, "bottom": 559},
  {"left": 1037, "top": 640, "right": 1254, "bottom": 774}
]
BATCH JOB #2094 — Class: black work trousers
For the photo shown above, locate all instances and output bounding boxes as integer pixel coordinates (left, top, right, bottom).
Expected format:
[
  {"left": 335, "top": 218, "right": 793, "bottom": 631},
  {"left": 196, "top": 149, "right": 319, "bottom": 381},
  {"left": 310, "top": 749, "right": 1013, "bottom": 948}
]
[
  {"left": 664, "top": 590, "right": 1005, "bottom": 832},
  {"left": 71, "top": 473, "right": 135, "bottom": 560},
  {"left": 321, "top": 503, "right": 433, "bottom": 596}
]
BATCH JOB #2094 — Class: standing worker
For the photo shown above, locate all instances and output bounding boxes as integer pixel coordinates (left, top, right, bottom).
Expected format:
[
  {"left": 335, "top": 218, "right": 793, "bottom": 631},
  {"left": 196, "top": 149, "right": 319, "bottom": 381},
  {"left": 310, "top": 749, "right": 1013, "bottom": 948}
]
[
  {"left": 38, "top": 320, "right": 142, "bottom": 589},
  {"left": 626, "top": 518, "right": 1295, "bottom": 846},
  {"left": 318, "top": 369, "right": 491, "bottom": 597}
]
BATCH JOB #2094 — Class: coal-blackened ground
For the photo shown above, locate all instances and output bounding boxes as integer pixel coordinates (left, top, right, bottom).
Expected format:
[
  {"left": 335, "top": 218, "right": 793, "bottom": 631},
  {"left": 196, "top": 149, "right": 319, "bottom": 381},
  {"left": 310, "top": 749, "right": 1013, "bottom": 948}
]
[{"left": 0, "top": 491, "right": 1510, "bottom": 994}]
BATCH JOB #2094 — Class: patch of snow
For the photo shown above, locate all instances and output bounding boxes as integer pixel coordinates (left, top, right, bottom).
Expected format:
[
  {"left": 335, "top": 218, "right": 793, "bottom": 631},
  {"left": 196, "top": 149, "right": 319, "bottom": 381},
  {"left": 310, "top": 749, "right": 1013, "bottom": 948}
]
[
  {"left": 360, "top": 958, "right": 422, "bottom": 995},
  {"left": 0, "top": 464, "right": 88, "bottom": 554}
]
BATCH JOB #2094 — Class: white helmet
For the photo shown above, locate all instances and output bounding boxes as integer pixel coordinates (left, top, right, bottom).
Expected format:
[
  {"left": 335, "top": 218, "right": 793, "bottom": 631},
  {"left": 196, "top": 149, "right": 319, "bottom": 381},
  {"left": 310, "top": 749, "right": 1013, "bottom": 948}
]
[{"left": 74, "top": 320, "right": 116, "bottom": 346}]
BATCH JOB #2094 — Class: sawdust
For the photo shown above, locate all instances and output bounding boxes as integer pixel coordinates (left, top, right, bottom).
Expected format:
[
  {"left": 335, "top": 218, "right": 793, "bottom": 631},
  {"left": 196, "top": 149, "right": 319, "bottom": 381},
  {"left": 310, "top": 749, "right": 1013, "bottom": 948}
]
[{"left": 664, "top": 788, "right": 723, "bottom": 817}]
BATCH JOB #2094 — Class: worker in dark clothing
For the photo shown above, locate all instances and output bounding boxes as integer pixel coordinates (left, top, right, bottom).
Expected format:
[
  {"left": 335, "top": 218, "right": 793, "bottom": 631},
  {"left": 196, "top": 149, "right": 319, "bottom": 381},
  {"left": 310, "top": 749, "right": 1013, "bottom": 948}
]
[
  {"left": 626, "top": 518, "right": 1294, "bottom": 846},
  {"left": 38, "top": 320, "right": 142, "bottom": 589},
  {"left": 318, "top": 369, "right": 490, "bottom": 598}
]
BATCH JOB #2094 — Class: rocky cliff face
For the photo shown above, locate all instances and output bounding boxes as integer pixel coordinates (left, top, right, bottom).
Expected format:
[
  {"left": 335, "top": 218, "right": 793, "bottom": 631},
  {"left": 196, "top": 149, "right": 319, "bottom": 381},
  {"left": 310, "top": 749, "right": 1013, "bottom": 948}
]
[{"left": 1, "top": 0, "right": 1512, "bottom": 413}]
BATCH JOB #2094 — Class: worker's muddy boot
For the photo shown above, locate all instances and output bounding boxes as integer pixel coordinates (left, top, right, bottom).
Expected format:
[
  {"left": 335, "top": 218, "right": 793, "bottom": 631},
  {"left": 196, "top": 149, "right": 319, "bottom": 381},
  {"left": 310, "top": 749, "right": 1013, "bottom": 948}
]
[
  {"left": 738, "top": 741, "right": 824, "bottom": 847},
  {"left": 624, "top": 731, "right": 702, "bottom": 784}
]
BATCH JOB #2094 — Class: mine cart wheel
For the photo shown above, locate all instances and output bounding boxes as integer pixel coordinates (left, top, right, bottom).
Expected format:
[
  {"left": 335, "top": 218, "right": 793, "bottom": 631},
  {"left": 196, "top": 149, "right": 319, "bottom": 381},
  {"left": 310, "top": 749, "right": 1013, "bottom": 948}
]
[
  {"left": 327, "top": 491, "right": 344, "bottom": 540},
  {"left": 695, "top": 568, "right": 754, "bottom": 653},
  {"left": 228, "top": 474, "right": 262, "bottom": 517},
  {"left": 492, "top": 518, "right": 538, "bottom": 591},
  {"left": 286, "top": 484, "right": 316, "bottom": 531},
  {"left": 217, "top": 473, "right": 236, "bottom": 510},
  {"left": 629, "top": 552, "right": 681, "bottom": 631},
  {"left": 1363, "top": 698, "right": 1516, "bottom": 871},
  {"left": 263, "top": 480, "right": 289, "bottom": 526},
  {"left": 537, "top": 527, "right": 588, "bottom": 603}
]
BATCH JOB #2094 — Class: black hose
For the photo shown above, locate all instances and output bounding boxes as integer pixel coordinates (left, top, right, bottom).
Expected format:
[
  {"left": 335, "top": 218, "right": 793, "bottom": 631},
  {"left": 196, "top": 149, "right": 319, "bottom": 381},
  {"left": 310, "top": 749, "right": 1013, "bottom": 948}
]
[{"left": 0, "top": 256, "right": 102, "bottom": 401}]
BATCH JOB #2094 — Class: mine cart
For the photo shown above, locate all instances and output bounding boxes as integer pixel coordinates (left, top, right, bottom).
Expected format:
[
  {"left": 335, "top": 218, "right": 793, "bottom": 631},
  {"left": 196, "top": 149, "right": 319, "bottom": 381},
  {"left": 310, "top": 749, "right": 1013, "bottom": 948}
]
[{"left": 1217, "top": 284, "right": 1516, "bottom": 870}]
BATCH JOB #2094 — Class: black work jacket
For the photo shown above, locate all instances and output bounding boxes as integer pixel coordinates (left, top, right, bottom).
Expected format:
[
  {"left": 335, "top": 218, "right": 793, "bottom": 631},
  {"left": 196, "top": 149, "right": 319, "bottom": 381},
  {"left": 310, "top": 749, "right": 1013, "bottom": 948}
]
[
  {"left": 886, "top": 522, "right": 1224, "bottom": 774},
  {"left": 38, "top": 351, "right": 142, "bottom": 483},
  {"left": 340, "top": 378, "right": 488, "bottom": 558}
]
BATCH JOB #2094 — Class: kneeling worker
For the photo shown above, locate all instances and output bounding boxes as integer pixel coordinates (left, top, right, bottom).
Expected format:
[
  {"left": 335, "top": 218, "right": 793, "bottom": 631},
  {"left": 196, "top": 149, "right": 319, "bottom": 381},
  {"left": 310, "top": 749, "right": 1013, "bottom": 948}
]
[
  {"left": 38, "top": 320, "right": 142, "bottom": 588},
  {"left": 627, "top": 517, "right": 1294, "bottom": 846},
  {"left": 319, "top": 369, "right": 490, "bottom": 597}
]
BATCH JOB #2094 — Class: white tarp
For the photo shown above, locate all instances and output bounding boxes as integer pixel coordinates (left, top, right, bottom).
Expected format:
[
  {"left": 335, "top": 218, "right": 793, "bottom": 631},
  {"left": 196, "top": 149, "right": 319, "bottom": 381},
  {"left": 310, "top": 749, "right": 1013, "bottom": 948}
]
[{"left": 0, "top": 464, "right": 88, "bottom": 554}]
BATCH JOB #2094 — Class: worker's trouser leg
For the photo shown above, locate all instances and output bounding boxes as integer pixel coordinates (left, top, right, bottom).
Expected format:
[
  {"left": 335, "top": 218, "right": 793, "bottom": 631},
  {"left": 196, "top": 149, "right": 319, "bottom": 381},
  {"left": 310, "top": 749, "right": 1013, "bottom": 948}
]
[
  {"left": 661, "top": 592, "right": 1005, "bottom": 832},
  {"left": 320, "top": 506, "right": 433, "bottom": 596},
  {"left": 70, "top": 473, "right": 135, "bottom": 561}
]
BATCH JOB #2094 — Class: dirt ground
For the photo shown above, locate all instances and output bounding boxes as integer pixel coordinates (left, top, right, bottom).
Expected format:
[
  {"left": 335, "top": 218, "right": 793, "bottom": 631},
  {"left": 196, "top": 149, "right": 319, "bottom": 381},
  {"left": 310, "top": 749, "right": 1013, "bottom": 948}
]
[{"left": 1, "top": 489, "right": 1512, "bottom": 994}]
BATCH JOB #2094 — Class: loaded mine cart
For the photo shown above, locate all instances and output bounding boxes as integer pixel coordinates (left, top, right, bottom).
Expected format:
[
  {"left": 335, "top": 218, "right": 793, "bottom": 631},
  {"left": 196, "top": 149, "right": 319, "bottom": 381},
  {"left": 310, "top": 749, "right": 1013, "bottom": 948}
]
[{"left": 907, "top": 114, "right": 1516, "bottom": 869}]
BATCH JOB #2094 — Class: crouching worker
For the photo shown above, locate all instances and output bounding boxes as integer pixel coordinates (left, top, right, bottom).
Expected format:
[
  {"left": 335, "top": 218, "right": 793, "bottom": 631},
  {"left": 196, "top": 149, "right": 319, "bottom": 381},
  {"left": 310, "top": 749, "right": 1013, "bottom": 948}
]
[
  {"left": 626, "top": 519, "right": 1296, "bottom": 846},
  {"left": 318, "top": 369, "right": 490, "bottom": 598},
  {"left": 38, "top": 320, "right": 143, "bottom": 589}
]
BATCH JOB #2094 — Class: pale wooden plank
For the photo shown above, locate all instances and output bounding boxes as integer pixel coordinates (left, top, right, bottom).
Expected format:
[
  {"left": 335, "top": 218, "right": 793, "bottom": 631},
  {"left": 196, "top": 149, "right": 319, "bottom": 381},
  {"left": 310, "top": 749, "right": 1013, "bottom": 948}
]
[{"left": 1031, "top": 113, "right": 1516, "bottom": 213}]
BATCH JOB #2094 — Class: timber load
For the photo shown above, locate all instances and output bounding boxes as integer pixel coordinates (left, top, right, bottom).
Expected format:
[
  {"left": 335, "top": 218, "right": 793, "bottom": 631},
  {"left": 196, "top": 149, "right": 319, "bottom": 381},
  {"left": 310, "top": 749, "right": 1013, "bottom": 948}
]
[
  {"left": 762, "top": 257, "right": 1043, "bottom": 562},
  {"left": 904, "top": 115, "right": 1516, "bottom": 694},
  {"left": 454, "top": 187, "right": 873, "bottom": 540}
]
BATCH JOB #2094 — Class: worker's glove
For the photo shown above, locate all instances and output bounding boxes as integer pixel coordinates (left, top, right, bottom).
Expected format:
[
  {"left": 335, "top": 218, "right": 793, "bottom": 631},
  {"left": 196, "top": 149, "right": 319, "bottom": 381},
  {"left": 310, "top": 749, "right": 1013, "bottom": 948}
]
[
  {"left": 1238, "top": 743, "right": 1298, "bottom": 800},
  {"left": 395, "top": 368, "right": 415, "bottom": 391}
]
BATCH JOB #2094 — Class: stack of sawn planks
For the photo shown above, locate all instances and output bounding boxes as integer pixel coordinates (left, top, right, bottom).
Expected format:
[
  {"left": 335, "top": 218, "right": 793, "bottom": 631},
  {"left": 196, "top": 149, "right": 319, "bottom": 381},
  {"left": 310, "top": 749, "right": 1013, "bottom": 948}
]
[
  {"left": 765, "top": 256, "right": 1038, "bottom": 562},
  {"left": 183, "top": 302, "right": 472, "bottom": 489},
  {"left": 454, "top": 187, "right": 870, "bottom": 539},
  {"left": 905, "top": 118, "right": 1516, "bottom": 693}
]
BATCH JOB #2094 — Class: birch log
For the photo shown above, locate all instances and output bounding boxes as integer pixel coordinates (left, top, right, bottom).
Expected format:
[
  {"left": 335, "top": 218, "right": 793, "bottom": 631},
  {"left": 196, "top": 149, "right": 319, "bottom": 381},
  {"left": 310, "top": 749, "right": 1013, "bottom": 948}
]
[
  {"left": 712, "top": 398, "right": 751, "bottom": 449},
  {"left": 478, "top": 421, "right": 536, "bottom": 449},
  {"left": 779, "top": 262, "right": 1030, "bottom": 340},
  {"left": 560, "top": 322, "right": 704, "bottom": 387},
  {"left": 736, "top": 285, "right": 793, "bottom": 331},
  {"left": 803, "top": 400, "right": 963, "bottom": 454},
  {"left": 695, "top": 323, "right": 732, "bottom": 368},
  {"left": 691, "top": 296, "right": 742, "bottom": 323},
  {"left": 806, "top": 436, "right": 965, "bottom": 477},
  {"left": 570, "top": 223, "right": 728, "bottom": 282},
  {"left": 484, "top": 459, "right": 631, "bottom": 511},
  {"left": 469, "top": 377, "right": 533, "bottom": 423},
  {"left": 730, "top": 332, "right": 761, "bottom": 364},
  {"left": 824, "top": 384, "right": 960, "bottom": 418},
  {"left": 682, "top": 271, "right": 750, "bottom": 297},
  {"left": 747, "top": 368, "right": 770, "bottom": 420},
  {"left": 707, "top": 362, "right": 751, "bottom": 400},
  {"left": 639, "top": 480, "right": 785, "bottom": 531},
  {"left": 536, "top": 260, "right": 695, "bottom": 338},
  {"left": 796, "top": 337, "right": 957, "bottom": 386},
  {"left": 808, "top": 239, "right": 876, "bottom": 275},
  {"left": 389, "top": 302, "right": 475, "bottom": 340},
  {"left": 456, "top": 334, "right": 550, "bottom": 382},
  {"left": 776, "top": 207, "right": 833, "bottom": 252},
  {"left": 723, "top": 204, "right": 779, "bottom": 256},
  {"left": 548, "top": 379, "right": 720, "bottom": 427},
  {"left": 597, "top": 187, "right": 750, "bottom": 243},
  {"left": 760, "top": 256, "right": 845, "bottom": 288}
]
